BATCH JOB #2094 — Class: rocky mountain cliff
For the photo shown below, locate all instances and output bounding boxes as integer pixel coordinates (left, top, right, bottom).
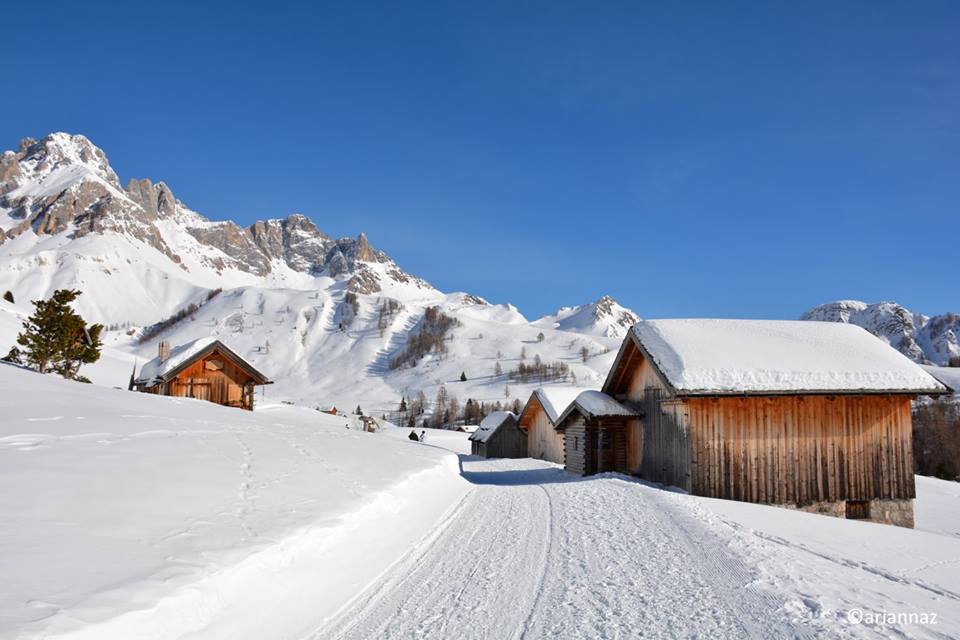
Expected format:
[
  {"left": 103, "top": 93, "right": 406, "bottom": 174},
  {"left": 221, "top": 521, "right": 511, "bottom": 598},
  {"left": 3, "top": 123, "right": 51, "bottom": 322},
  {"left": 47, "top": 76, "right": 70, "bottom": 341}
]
[
  {"left": 803, "top": 300, "right": 960, "bottom": 366},
  {"left": 0, "top": 133, "right": 420, "bottom": 294}
]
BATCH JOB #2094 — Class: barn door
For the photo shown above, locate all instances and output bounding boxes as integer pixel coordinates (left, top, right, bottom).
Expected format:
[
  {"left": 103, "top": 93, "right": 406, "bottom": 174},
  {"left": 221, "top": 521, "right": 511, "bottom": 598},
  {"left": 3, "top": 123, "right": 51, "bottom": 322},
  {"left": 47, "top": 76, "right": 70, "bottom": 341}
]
[{"left": 190, "top": 377, "right": 211, "bottom": 401}]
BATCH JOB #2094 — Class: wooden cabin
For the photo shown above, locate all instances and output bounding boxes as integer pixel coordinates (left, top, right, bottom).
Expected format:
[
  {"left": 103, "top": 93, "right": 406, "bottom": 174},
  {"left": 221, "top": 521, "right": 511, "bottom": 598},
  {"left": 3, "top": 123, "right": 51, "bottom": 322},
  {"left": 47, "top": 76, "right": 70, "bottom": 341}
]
[
  {"left": 555, "top": 390, "right": 639, "bottom": 476},
  {"left": 469, "top": 412, "right": 527, "bottom": 458},
  {"left": 602, "top": 319, "right": 950, "bottom": 527},
  {"left": 517, "top": 387, "right": 582, "bottom": 464},
  {"left": 134, "top": 338, "right": 271, "bottom": 411}
]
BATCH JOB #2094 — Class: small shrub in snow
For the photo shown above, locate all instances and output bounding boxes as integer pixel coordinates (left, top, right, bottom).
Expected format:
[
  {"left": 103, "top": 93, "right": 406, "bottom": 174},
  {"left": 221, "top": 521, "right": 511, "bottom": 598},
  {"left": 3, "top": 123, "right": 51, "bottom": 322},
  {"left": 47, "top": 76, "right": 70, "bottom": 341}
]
[{"left": 2, "top": 290, "right": 13, "bottom": 304}]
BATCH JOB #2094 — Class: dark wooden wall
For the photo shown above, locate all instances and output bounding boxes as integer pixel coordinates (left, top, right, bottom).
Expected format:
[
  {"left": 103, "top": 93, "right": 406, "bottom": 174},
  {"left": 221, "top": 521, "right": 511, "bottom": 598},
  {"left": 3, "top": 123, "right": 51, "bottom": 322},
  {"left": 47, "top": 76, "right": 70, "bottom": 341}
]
[
  {"left": 564, "top": 416, "right": 630, "bottom": 476},
  {"left": 565, "top": 417, "right": 587, "bottom": 475},
  {"left": 640, "top": 389, "right": 692, "bottom": 491},
  {"left": 687, "top": 395, "right": 915, "bottom": 505},
  {"left": 486, "top": 421, "right": 528, "bottom": 459}
]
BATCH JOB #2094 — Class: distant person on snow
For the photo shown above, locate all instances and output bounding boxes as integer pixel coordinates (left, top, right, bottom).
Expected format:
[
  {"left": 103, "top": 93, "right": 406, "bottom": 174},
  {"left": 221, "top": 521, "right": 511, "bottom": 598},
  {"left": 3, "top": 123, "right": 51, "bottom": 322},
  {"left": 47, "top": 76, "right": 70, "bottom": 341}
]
[
  {"left": 408, "top": 430, "right": 419, "bottom": 442},
  {"left": 420, "top": 430, "right": 426, "bottom": 444}
]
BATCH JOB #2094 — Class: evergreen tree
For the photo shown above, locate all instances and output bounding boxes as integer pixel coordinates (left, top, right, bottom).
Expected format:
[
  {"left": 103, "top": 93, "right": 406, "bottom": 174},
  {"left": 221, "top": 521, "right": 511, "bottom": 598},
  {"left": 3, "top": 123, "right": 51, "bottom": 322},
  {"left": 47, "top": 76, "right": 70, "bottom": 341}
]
[
  {"left": 355, "top": 404, "right": 363, "bottom": 416},
  {"left": 16, "top": 289, "right": 103, "bottom": 378},
  {"left": 537, "top": 331, "right": 544, "bottom": 342},
  {"left": 494, "top": 361, "right": 503, "bottom": 376},
  {"left": 459, "top": 371, "right": 467, "bottom": 382},
  {"left": 2, "top": 290, "right": 13, "bottom": 304}
]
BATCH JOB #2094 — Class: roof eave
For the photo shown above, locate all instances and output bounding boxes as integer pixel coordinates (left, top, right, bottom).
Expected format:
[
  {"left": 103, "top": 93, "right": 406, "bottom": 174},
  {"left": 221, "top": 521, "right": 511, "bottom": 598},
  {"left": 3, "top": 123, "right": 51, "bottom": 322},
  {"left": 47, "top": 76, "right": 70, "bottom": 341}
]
[{"left": 673, "top": 387, "right": 949, "bottom": 398}]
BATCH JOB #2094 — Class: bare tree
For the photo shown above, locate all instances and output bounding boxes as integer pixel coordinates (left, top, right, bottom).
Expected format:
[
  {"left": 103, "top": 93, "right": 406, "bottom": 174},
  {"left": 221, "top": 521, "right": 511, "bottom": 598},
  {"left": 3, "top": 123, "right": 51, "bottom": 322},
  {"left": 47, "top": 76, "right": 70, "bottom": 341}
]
[{"left": 580, "top": 346, "right": 589, "bottom": 362}]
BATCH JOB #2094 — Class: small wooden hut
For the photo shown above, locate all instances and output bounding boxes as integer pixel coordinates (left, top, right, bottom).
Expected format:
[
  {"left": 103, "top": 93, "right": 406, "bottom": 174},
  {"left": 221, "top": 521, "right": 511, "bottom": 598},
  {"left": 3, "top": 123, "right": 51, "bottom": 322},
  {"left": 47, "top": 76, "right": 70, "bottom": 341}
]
[
  {"left": 555, "top": 390, "right": 639, "bottom": 476},
  {"left": 517, "top": 387, "right": 582, "bottom": 464},
  {"left": 469, "top": 411, "right": 526, "bottom": 458},
  {"left": 134, "top": 338, "right": 271, "bottom": 411},
  {"left": 602, "top": 319, "right": 950, "bottom": 527}
]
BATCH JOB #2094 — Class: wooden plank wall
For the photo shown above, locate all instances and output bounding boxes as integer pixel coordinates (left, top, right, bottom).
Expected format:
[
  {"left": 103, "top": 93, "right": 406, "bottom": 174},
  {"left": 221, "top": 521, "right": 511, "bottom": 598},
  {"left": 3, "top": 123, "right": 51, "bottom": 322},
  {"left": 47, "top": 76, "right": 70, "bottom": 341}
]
[
  {"left": 640, "top": 389, "right": 692, "bottom": 491},
  {"left": 166, "top": 351, "right": 256, "bottom": 410},
  {"left": 687, "top": 395, "right": 915, "bottom": 505},
  {"left": 526, "top": 405, "right": 566, "bottom": 464},
  {"left": 611, "top": 424, "right": 628, "bottom": 473},
  {"left": 488, "top": 422, "right": 528, "bottom": 459},
  {"left": 564, "top": 417, "right": 634, "bottom": 476},
  {"left": 564, "top": 417, "right": 588, "bottom": 475}
]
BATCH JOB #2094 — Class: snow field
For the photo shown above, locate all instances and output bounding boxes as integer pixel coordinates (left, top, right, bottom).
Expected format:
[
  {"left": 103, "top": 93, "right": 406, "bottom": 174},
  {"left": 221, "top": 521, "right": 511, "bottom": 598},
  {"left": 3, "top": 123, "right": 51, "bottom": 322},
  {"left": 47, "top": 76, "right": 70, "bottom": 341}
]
[
  {"left": 322, "top": 458, "right": 960, "bottom": 639},
  {"left": 0, "top": 365, "right": 469, "bottom": 640}
]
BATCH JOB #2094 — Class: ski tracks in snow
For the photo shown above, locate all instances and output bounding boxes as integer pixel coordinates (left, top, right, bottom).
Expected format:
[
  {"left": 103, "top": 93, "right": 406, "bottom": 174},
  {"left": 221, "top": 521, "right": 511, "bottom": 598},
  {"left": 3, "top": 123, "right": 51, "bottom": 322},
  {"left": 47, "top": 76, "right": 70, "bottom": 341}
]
[{"left": 315, "top": 458, "right": 811, "bottom": 639}]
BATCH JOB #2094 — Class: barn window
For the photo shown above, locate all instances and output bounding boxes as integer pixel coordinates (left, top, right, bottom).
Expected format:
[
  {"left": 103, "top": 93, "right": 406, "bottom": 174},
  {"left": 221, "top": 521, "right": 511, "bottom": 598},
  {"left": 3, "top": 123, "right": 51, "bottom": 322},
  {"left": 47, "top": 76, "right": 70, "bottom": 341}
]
[{"left": 846, "top": 500, "right": 870, "bottom": 520}]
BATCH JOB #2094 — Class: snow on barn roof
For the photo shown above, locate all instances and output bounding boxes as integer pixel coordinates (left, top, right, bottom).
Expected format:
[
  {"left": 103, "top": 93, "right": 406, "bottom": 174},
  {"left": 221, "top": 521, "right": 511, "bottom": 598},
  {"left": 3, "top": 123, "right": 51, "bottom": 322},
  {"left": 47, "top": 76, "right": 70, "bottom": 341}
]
[
  {"left": 469, "top": 411, "right": 517, "bottom": 443},
  {"left": 135, "top": 338, "right": 269, "bottom": 386},
  {"left": 528, "top": 387, "right": 588, "bottom": 425},
  {"left": 136, "top": 337, "right": 218, "bottom": 385},
  {"left": 922, "top": 365, "right": 960, "bottom": 398},
  {"left": 557, "top": 391, "right": 639, "bottom": 426},
  {"left": 629, "top": 319, "right": 949, "bottom": 395}
]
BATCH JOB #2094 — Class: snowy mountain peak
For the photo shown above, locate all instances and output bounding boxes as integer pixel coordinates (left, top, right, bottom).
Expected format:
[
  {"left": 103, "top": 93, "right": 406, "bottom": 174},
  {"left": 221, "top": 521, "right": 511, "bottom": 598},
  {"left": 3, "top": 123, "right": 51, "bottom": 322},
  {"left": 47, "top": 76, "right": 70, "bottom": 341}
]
[
  {"left": 0, "top": 131, "right": 427, "bottom": 293},
  {"left": 802, "top": 300, "right": 959, "bottom": 365},
  {"left": 535, "top": 295, "right": 640, "bottom": 339}
]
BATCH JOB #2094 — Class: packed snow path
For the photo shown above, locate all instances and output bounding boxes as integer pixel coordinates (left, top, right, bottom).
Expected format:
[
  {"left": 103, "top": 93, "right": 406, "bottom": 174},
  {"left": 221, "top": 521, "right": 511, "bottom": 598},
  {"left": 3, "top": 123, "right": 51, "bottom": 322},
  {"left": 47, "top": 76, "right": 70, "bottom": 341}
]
[{"left": 318, "top": 457, "right": 813, "bottom": 639}]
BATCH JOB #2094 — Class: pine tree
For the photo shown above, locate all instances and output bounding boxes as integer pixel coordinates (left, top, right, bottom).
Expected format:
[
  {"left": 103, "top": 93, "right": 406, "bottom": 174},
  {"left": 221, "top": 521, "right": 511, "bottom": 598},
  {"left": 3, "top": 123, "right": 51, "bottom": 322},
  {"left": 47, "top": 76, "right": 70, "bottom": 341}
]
[
  {"left": 580, "top": 346, "right": 589, "bottom": 362},
  {"left": 355, "top": 405, "right": 363, "bottom": 416},
  {"left": 2, "top": 290, "right": 13, "bottom": 304},
  {"left": 537, "top": 331, "right": 544, "bottom": 343},
  {"left": 494, "top": 361, "right": 503, "bottom": 376},
  {"left": 459, "top": 371, "right": 467, "bottom": 382},
  {"left": 16, "top": 289, "right": 103, "bottom": 378}
]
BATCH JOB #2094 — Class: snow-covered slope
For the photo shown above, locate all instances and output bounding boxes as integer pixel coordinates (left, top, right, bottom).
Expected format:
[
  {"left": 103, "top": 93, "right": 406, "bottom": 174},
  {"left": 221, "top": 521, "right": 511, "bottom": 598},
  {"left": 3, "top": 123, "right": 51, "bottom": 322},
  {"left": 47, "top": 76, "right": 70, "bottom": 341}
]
[
  {"left": 803, "top": 300, "right": 960, "bottom": 366},
  {"left": 0, "top": 133, "right": 625, "bottom": 411},
  {"left": 0, "top": 363, "right": 468, "bottom": 640}
]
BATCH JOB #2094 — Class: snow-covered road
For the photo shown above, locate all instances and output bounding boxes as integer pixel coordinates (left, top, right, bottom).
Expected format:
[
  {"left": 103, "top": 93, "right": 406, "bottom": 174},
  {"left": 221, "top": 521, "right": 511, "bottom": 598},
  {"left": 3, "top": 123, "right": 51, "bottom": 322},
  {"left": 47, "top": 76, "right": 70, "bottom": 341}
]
[{"left": 318, "top": 457, "right": 813, "bottom": 639}]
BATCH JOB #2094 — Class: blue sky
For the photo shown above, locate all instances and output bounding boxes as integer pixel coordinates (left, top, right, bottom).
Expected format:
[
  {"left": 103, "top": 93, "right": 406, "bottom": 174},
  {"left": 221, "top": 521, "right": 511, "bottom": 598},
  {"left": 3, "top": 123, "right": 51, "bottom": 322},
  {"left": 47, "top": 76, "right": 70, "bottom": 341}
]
[{"left": 4, "top": 1, "right": 958, "bottom": 319}]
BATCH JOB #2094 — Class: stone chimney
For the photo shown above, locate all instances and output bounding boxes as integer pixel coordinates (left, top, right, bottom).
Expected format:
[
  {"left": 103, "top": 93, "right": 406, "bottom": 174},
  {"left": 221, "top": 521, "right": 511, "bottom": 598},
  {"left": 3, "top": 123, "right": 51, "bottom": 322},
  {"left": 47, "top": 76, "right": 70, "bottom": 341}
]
[{"left": 158, "top": 340, "right": 171, "bottom": 363}]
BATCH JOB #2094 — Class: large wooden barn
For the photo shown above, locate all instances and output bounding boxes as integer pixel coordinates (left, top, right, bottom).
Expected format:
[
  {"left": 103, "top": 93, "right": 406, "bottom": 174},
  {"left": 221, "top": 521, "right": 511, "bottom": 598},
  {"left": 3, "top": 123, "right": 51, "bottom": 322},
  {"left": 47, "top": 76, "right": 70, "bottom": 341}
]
[
  {"left": 469, "top": 411, "right": 527, "bottom": 458},
  {"left": 600, "top": 319, "right": 949, "bottom": 527},
  {"left": 517, "top": 387, "right": 582, "bottom": 464},
  {"left": 134, "top": 338, "right": 271, "bottom": 411}
]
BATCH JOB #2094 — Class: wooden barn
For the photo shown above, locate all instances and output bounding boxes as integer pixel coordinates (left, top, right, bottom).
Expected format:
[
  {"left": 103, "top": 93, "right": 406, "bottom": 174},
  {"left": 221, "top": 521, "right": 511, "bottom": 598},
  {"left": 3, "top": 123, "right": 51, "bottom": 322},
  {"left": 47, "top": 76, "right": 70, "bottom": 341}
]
[
  {"left": 555, "top": 390, "right": 639, "bottom": 476},
  {"left": 469, "top": 411, "right": 527, "bottom": 458},
  {"left": 602, "top": 319, "right": 950, "bottom": 527},
  {"left": 134, "top": 338, "right": 271, "bottom": 411},
  {"left": 517, "top": 387, "right": 582, "bottom": 464}
]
